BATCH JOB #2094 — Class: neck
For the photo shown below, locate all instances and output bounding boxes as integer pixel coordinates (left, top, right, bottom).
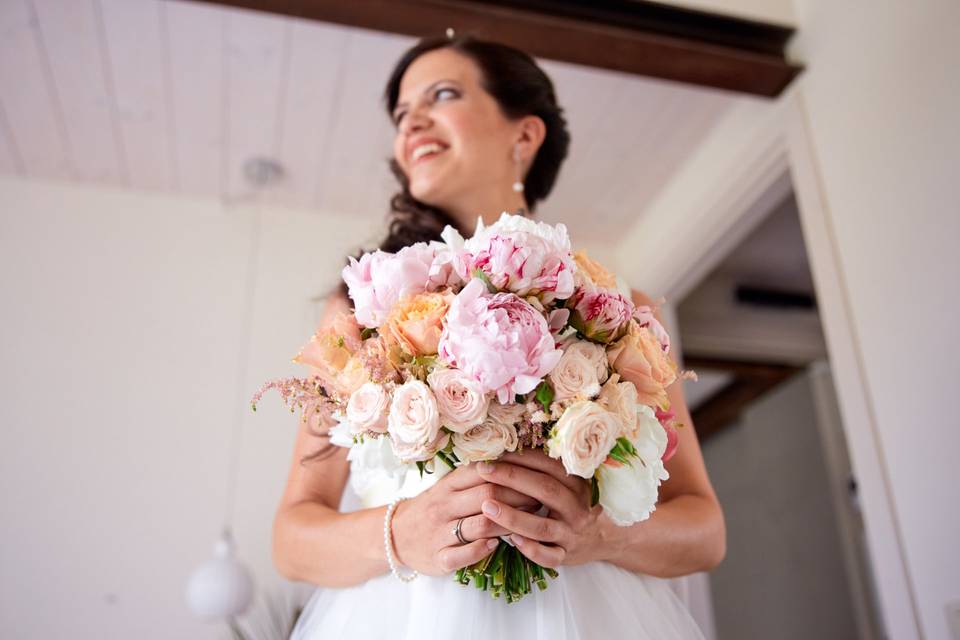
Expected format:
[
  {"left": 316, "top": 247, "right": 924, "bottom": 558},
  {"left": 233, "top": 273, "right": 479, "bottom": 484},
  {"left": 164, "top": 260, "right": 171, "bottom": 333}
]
[{"left": 444, "top": 187, "right": 529, "bottom": 236}]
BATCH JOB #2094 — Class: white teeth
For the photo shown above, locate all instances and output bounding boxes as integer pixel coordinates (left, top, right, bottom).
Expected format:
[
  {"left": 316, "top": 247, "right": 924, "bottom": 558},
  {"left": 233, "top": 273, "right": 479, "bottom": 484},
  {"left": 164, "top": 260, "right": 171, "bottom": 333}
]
[{"left": 411, "top": 142, "right": 446, "bottom": 162}]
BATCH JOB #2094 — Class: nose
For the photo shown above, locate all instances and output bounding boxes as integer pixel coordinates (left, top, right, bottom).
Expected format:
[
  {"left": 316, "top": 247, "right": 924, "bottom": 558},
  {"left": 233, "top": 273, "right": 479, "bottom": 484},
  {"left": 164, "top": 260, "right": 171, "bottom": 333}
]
[{"left": 399, "top": 104, "right": 430, "bottom": 136}]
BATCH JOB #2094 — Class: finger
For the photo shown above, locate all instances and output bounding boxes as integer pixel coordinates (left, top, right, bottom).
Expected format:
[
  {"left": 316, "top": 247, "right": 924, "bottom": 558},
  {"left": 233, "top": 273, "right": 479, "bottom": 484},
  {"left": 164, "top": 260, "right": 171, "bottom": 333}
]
[
  {"left": 498, "top": 450, "right": 584, "bottom": 494},
  {"left": 477, "top": 462, "right": 581, "bottom": 520},
  {"left": 511, "top": 534, "right": 566, "bottom": 569},
  {"left": 436, "top": 538, "right": 499, "bottom": 573},
  {"left": 448, "top": 483, "right": 538, "bottom": 518},
  {"left": 457, "top": 514, "right": 512, "bottom": 542},
  {"left": 481, "top": 499, "right": 568, "bottom": 544},
  {"left": 440, "top": 463, "right": 488, "bottom": 491}
]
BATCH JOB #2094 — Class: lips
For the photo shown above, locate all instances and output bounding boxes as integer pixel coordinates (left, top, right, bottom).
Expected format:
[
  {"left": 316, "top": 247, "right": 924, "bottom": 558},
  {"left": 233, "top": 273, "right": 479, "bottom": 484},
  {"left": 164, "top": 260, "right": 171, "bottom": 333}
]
[{"left": 406, "top": 136, "right": 449, "bottom": 165}]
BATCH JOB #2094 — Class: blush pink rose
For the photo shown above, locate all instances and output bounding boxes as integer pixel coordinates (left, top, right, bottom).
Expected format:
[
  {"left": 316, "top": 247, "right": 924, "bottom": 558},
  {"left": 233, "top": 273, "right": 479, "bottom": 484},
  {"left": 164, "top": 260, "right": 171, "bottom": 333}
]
[
  {"left": 438, "top": 278, "right": 563, "bottom": 404},
  {"left": 341, "top": 241, "right": 460, "bottom": 329},
  {"left": 546, "top": 400, "right": 621, "bottom": 478},
  {"left": 387, "top": 380, "right": 447, "bottom": 462},
  {"left": 345, "top": 382, "right": 390, "bottom": 435},
  {"left": 442, "top": 212, "right": 575, "bottom": 303},
  {"left": 427, "top": 367, "right": 491, "bottom": 433}
]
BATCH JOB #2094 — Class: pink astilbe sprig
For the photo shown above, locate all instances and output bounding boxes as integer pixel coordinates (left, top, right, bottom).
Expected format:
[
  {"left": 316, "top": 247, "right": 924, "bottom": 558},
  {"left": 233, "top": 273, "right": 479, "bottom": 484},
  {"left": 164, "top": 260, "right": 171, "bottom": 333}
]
[{"left": 250, "top": 375, "right": 341, "bottom": 427}]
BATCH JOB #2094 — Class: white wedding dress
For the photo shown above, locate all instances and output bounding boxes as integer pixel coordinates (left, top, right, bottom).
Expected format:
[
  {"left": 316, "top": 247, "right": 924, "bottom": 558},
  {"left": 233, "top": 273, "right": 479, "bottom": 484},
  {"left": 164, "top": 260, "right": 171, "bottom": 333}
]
[{"left": 291, "top": 455, "right": 705, "bottom": 639}]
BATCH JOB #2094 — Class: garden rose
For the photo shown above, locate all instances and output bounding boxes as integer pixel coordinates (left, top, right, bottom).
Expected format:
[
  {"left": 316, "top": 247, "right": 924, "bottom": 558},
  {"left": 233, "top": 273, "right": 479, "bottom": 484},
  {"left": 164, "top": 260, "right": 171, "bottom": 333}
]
[
  {"left": 606, "top": 321, "right": 678, "bottom": 409},
  {"left": 442, "top": 212, "right": 575, "bottom": 303},
  {"left": 427, "top": 367, "right": 491, "bottom": 433},
  {"left": 568, "top": 288, "right": 634, "bottom": 344},
  {"left": 387, "top": 380, "right": 445, "bottom": 462},
  {"left": 547, "top": 400, "right": 621, "bottom": 478},
  {"left": 382, "top": 291, "right": 452, "bottom": 356},
  {"left": 345, "top": 382, "right": 390, "bottom": 435},
  {"left": 438, "top": 278, "right": 563, "bottom": 404},
  {"left": 451, "top": 420, "right": 519, "bottom": 463},
  {"left": 549, "top": 343, "right": 604, "bottom": 401},
  {"left": 596, "top": 373, "right": 640, "bottom": 440}
]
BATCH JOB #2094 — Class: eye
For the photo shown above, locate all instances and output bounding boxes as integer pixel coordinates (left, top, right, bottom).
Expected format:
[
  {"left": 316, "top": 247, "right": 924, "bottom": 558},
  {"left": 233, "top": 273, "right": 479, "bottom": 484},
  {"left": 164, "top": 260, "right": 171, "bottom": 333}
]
[{"left": 434, "top": 86, "right": 459, "bottom": 101}]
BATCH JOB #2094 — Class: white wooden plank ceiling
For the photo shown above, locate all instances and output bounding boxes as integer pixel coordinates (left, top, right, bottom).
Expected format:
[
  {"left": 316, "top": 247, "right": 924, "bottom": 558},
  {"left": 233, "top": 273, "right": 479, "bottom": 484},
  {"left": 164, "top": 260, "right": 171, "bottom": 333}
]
[{"left": 0, "top": 0, "right": 737, "bottom": 244}]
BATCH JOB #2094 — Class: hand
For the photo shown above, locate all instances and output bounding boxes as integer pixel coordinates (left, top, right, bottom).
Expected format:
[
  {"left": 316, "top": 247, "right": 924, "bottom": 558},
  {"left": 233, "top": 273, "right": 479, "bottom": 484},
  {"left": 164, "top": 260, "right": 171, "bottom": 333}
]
[
  {"left": 391, "top": 462, "right": 540, "bottom": 576},
  {"left": 475, "top": 450, "right": 607, "bottom": 568}
]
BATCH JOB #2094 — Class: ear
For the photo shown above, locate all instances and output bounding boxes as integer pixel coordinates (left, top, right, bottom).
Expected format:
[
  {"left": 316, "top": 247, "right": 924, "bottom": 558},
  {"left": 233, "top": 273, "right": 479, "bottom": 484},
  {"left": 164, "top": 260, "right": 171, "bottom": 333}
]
[{"left": 514, "top": 115, "right": 547, "bottom": 164}]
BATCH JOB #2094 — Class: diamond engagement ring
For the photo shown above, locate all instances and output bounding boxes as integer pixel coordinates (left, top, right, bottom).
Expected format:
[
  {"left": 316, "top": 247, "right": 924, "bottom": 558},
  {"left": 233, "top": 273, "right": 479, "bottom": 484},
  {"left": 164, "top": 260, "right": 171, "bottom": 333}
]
[{"left": 453, "top": 517, "right": 469, "bottom": 545}]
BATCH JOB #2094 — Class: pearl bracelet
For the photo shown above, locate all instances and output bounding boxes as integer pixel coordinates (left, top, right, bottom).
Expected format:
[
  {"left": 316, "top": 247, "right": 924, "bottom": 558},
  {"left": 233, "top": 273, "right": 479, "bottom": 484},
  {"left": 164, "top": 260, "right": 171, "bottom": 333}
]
[{"left": 384, "top": 496, "right": 419, "bottom": 583}]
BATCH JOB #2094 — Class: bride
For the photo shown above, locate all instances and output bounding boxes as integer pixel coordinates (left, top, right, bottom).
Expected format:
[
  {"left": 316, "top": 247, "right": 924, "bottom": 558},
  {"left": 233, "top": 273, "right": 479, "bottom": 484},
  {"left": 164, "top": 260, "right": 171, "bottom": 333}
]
[{"left": 274, "top": 33, "right": 725, "bottom": 639}]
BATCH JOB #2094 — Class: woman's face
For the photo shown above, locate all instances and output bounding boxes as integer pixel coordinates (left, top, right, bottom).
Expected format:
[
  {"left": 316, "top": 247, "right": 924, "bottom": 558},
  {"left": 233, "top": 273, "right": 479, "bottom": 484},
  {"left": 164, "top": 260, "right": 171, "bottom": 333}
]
[{"left": 391, "top": 48, "right": 523, "bottom": 215}]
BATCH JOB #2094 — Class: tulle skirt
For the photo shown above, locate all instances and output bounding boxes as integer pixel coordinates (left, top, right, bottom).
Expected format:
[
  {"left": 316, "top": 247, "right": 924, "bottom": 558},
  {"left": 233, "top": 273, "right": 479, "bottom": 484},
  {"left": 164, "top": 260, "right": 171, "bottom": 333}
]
[{"left": 291, "top": 560, "right": 704, "bottom": 639}]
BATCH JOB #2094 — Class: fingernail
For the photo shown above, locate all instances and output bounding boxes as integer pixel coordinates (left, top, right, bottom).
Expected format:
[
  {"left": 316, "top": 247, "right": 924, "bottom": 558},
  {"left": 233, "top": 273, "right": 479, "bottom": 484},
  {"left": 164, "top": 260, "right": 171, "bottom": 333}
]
[
  {"left": 487, "top": 539, "right": 498, "bottom": 549},
  {"left": 477, "top": 461, "right": 494, "bottom": 474},
  {"left": 482, "top": 500, "right": 500, "bottom": 517}
]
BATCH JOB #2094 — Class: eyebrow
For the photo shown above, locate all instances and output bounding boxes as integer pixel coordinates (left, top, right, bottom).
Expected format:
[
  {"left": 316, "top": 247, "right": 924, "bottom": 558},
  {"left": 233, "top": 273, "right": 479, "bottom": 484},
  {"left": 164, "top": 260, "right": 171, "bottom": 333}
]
[{"left": 393, "top": 79, "right": 460, "bottom": 115}]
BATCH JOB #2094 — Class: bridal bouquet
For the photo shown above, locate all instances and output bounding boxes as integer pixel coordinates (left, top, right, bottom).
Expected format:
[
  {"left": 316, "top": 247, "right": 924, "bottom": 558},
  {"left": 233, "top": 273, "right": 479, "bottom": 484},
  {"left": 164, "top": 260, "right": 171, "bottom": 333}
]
[{"left": 253, "top": 212, "right": 691, "bottom": 602}]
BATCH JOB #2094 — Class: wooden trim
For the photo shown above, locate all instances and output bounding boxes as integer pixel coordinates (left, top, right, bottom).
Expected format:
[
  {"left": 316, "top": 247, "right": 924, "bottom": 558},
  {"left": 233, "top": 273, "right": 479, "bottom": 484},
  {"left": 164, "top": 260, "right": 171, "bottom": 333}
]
[
  {"left": 683, "top": 355, "right": 800, "bottom": 441},
  {"left": 192, "top": 0, "right": 802, "bottom": 97}
]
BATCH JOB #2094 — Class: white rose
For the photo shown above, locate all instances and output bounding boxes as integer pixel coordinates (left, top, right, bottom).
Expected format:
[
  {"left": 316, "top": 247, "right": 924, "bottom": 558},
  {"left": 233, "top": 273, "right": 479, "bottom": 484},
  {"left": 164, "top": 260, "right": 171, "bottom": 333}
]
[
  {"left": 596, "top": 374, "right": 639, "bottom": 441},
  {"left": 547, "top": 400, "right": 621, "bottom": 478},
  {"left": 549, "top": 345, "right": 603, "bottom": 401},
  {"left": 387, "top": 380, "right": 444, "bottom": 462},
  {"left": 427, "top": 368, "right": 491, "bottom": 433},
  {"left": 452, "top": 420, "right": 519, "bottom": 463},
  {"left": 596, "top": 455, "right": 669, "bottom": 526},
  {"left": 562, "top": 340, "right": 609, "bottom": 384},
  {"left": 346, "top": 382, "right": 390, "bottom": 435},
  {"left": 634, "top": 404, "right": 668, "bottom": 461}
]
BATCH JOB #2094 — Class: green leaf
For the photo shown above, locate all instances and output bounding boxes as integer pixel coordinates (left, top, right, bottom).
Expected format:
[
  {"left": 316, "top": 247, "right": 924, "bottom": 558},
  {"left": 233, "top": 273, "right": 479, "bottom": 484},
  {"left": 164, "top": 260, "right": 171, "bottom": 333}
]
[
  {"left": 360, "top": 327, "right": 377, "bottom": 340},
  {"left": 472, "top": 268, "right": 499, "bottom": 293},
  {"left": 535, "top": 380, "right": 554, "bottom": 412}
]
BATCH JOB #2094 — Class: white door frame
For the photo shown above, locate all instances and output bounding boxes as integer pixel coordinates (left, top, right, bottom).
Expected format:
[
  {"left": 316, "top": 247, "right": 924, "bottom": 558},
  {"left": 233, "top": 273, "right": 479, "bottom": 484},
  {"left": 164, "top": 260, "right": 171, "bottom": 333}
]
[{"left": 652, "top": 86, "right": 921, "bottom": 639}]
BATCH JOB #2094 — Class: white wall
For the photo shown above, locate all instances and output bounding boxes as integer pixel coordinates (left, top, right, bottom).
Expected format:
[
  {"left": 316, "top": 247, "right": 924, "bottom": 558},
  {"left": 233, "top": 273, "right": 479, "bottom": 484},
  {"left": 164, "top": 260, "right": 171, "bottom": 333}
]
[
  {"left": 788, "top": 1, "right": 960, "bottom": 638},
  {"left": 0, "top": 176, "right": 374, "bottom": 638}
]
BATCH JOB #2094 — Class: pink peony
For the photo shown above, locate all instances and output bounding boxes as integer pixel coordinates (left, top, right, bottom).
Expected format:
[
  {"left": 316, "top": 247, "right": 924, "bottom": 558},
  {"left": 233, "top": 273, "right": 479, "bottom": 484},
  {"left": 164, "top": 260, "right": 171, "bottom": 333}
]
[
  {"left": 441, "top": 212, "right": 575, "bottom": 303},
  {"left": 633, "top": 305, "right": 671, "bottom": 354},
  {"left": 341, "top": 241, "right": 459, "bottom": 329},
  {"left": 568, "top": 287, "right": 634, "bottom": 344},
  {"left": 438, "top": 278, "right": 563, "bottom": 404}
]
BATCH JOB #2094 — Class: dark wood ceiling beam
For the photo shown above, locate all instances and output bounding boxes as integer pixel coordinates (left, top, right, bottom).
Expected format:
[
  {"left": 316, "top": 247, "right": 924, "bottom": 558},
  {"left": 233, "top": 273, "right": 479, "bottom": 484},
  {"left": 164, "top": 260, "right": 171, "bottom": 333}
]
[
  {"left": 683, "top": 356, "right": 801, "bottom": 441},
  {"left": 191, "top": 0, "right": 802, "bottom": 97}
]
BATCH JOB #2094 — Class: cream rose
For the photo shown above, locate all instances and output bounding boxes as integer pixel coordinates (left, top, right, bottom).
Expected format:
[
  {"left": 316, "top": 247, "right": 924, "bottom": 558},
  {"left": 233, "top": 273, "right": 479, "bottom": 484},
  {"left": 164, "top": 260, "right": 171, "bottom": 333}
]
[
  {"left": 596, "top": 454, "right": 669, "bottom": 526},
  {"left": 487, "top": 401, "right": 527, "bottom": 427},
  {"left": 596, "top": 373, "right": 639, "bottom": 441},
  {"left": 451, "top": 420, "right": 519, "bottom": 463},
  {"left": 387, "top": 380, "right": 444, "bottom": 462},
  {"left": 564, "top": 340, "right": 609, "bottom": 384},
  {"left": 549, "top": 343, "right": 603, "bottom": 401},
  {"left": 547, "top": 400, "right": 621, "bottom": 478},
  {"left": 345, "top": 382, "right": 390, "bottom": 435},
  {"left": 426, "top": 368, "right": 491, "bottom": 433}
]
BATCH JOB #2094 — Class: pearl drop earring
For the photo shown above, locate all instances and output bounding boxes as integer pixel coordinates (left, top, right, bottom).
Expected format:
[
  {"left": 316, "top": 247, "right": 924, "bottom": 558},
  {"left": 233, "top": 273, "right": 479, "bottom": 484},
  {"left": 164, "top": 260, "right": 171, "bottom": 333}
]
[{"left": 512, "top": 145, "right": 524, "bottom": 193}]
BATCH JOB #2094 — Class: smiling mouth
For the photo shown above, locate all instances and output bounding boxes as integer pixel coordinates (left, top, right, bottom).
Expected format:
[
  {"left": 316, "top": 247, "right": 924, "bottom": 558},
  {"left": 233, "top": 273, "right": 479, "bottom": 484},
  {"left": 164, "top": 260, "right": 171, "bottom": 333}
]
[{"left": 410, "top": 142, "right": 448, "bottom": 165}]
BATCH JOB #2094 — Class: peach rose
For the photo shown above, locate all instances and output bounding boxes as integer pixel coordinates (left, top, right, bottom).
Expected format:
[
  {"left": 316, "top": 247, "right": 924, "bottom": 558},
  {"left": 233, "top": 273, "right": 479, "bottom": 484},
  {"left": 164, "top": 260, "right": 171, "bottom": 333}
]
[
  {"left": 547, "top": 400, "right": 621, "bottom": 478},
  {"left": 573, "top": 251, "right": 618, "bottom": 289},
  {"left": 333, "top": 356, "right": 370, "bottom": 397},
  {"left": 382, "top": 291, "right": 452, "bottom": 357},
  {"left": 606, "top": 321, "right": 678, "bottom": 410},
  {"left": 451, "top": 419, "right": 519, "bottom": 463},
  {"left": 596, "top": 373, "right": 639, "bottom": 441}
]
